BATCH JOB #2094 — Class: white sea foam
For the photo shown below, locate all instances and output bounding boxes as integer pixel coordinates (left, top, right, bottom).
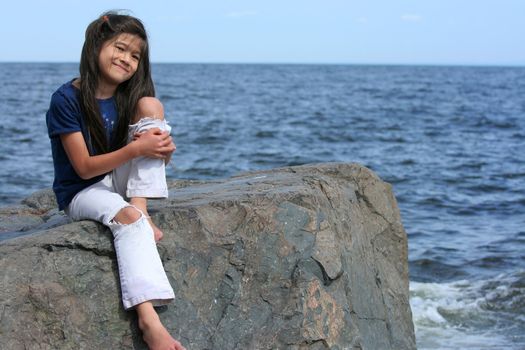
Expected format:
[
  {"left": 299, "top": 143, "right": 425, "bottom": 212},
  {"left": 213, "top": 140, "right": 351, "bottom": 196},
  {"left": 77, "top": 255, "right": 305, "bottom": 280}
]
[{"left": 410, "top": 272, "right": 524, "bottom": 349}]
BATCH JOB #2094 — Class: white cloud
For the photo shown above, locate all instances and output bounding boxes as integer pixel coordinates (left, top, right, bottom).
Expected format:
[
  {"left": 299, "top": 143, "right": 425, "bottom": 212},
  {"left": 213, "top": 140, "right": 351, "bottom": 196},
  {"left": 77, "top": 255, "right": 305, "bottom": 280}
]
[
  {"left": 401, "top": 14, "right": 422, "bottom": 22},
  {"left": 227, "top": 11, "right": 257, "bottom": 18},
  {"left": 356, "top": 17, "right": 368, "bottom": 24}
]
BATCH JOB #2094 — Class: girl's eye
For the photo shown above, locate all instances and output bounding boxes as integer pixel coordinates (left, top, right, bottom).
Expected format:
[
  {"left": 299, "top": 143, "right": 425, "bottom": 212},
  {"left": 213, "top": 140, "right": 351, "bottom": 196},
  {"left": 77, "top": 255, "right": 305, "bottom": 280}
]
[
  {"left": 132, "top": 55, "right": 140, "bottom": 61},
  {"left": 115, "top": 46, "right": 124, "bottom": 51}
]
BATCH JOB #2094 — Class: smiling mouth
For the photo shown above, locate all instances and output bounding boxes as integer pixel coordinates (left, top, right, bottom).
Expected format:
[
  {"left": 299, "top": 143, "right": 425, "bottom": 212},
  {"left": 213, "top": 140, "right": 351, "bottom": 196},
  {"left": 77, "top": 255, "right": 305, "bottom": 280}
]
[{"left": 113, "top": 63, "right": 129, "bottom": 73}]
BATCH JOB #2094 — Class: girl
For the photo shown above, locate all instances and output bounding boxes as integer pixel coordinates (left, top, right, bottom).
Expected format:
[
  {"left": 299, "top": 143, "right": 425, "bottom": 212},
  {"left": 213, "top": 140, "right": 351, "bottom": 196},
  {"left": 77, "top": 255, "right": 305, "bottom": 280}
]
[{"left": 46, "top": 11, "right": 186, "bottom": 350}]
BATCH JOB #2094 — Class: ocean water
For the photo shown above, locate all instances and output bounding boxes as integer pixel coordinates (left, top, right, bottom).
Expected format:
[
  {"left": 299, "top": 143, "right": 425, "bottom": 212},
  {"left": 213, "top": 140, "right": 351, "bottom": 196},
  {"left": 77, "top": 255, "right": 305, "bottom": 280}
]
[{"left": 1, "top": 63, "right": 524, "bottom": 349}]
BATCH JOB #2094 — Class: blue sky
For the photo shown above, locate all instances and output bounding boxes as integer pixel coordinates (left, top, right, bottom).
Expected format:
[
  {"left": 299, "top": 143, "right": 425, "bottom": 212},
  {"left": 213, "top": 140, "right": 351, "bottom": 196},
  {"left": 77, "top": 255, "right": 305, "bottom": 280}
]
[{"left": 1, "top": 0, "right": 523, "bottom": 65}]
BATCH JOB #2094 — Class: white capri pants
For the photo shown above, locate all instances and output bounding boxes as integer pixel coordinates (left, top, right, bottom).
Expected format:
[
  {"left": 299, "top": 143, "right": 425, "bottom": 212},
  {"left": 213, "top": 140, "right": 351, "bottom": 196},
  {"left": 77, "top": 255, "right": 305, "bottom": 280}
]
[{"left": 66, "top": 118, "right": 175, "bottom": 310}]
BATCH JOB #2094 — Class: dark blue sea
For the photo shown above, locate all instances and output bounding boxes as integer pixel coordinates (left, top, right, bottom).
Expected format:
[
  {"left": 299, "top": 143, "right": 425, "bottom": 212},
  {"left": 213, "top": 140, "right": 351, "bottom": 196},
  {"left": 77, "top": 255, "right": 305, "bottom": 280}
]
[{"left": 1, "top": 63, "right": 524, "bottom": 349}]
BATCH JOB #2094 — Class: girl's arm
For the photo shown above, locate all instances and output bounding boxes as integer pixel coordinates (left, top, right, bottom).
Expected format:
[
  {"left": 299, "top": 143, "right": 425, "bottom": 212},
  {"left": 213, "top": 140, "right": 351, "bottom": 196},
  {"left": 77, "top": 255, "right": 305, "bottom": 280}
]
[{"left": 61, "top": 128, "right": 174, "bottom": 180}]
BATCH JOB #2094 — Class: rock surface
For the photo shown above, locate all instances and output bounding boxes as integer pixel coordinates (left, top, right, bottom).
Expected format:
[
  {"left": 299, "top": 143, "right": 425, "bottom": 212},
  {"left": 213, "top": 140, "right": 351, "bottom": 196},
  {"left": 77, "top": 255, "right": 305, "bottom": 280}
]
[{"left": 0, "top": 163, "right": 415, "bottom": 349}]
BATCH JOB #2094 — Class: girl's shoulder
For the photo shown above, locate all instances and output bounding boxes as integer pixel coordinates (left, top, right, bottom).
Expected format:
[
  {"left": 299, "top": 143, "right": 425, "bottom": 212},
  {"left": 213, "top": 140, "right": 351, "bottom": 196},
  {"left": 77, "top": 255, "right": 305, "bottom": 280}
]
[
  {"left": 50, "top": 79, "right": 80, "bottom": 105},
  {"left": 55, "top": 78, "right": 79, "bottom": 97},
  {"left": 48, "top": 78, "right": 83, "bottom": 117}
]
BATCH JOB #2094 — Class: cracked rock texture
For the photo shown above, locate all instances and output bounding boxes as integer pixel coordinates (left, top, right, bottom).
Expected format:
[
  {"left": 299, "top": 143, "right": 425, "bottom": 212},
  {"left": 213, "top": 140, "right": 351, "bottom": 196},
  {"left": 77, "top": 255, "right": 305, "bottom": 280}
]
[{"left": 0, "top": 163, "right": 415, "bottom": 349}]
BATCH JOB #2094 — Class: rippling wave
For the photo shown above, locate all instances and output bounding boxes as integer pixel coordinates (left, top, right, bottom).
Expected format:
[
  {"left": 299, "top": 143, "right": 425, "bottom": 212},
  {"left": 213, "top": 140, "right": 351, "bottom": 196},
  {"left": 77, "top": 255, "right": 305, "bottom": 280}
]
[{"left": 411, "top": 270, "right": 525, "bottom": 349}]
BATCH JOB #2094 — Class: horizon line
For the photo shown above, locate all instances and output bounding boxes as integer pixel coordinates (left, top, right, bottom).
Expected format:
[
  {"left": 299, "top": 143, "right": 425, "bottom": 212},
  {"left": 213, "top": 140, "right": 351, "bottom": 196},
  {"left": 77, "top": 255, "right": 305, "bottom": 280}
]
[{"left": 0, "top": 60, "right": 524, "bottom": 68}]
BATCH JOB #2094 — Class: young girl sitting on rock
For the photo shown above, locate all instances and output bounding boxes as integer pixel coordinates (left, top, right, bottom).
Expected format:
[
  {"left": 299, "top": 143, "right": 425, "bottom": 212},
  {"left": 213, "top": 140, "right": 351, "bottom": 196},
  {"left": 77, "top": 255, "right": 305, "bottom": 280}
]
[{"left": 46, "top": 11, "right": 186, "bottom": 350}]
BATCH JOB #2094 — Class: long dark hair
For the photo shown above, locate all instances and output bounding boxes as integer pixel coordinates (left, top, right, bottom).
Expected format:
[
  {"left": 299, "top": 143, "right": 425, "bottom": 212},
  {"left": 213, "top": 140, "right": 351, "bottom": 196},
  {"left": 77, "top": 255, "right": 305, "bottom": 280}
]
[{"left": 79, "top": 11, "right": 154, "bottom": 155}]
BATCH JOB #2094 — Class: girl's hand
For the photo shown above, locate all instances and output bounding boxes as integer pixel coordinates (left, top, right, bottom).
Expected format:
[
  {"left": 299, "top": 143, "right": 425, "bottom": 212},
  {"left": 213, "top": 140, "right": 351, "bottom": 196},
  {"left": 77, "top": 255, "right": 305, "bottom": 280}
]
[
  {"left": 163, "top": 140, "right": 176, "bottom": 164},
  {"left": 132, "top": 128, "right": 175, "bottom": 159}
]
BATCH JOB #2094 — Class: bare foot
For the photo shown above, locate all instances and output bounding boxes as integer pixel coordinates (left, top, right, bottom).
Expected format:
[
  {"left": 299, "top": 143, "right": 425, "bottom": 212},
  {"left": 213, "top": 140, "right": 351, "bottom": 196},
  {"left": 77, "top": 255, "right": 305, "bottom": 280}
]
[
  {"left": 148, "top": 217, "right": 164, "bottom": 242},
  {"left": 138, "top": 314, "right": 186, "bottom": 350},
  {"left": 130, "top": 197, "right": 164, "bottom": 242}
]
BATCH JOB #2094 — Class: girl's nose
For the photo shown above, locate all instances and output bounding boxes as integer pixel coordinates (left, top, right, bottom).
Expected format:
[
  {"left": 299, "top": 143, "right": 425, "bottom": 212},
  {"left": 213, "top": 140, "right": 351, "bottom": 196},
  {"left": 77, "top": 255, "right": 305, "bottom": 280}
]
[{"left": 119, "top": 53, "right": 130, "bottom": 65}]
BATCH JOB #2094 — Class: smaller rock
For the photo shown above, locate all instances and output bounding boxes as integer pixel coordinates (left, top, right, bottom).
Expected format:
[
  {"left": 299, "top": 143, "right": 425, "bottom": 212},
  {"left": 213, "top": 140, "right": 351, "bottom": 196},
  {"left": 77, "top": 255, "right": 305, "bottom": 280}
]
[{"left": 21, "top": 188, "right": 57, "bottom": 213}]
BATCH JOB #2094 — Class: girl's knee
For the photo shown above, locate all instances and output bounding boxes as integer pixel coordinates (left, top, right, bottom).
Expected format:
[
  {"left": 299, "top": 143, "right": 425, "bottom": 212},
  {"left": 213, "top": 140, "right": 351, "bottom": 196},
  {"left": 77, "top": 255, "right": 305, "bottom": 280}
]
[
  {"left": 135, "top": 97, "right": 164, "bottom": 121},
  {"left": 113, "top": 206, "right": 143, "bottom": 225}
]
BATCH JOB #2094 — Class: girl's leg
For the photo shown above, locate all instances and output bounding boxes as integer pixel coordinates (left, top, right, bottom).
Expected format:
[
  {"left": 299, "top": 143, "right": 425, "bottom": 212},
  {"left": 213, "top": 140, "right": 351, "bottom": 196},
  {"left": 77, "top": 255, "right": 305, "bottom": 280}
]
[
  {"left": 67, "top": 178, "right": 175, "bottom": 308},
  {"left": 113, "top": 208, "right": 185, "bottom": 350},
  {"left": 126, "top": 97, "right": 171, "bottom": 242},
  {"left": 67, "top": 177, "right": 183, "bottom": 349},
  {"left": 130, "top": 197, "right": 163, "bottom": 241}
]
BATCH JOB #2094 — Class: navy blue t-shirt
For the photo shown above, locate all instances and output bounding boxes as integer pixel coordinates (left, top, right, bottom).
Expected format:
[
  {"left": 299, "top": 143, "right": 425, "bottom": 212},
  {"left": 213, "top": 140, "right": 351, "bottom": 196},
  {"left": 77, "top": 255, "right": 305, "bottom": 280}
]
[{"left": 46, "top": 79, "right": 118, "bottom": 210}]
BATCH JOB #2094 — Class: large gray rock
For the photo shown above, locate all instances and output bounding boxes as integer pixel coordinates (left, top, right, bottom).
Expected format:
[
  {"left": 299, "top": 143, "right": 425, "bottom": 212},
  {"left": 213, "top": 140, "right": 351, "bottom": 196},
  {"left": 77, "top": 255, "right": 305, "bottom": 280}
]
[{"left": 0, "top": 163, "right": 415, "bottom": 349}]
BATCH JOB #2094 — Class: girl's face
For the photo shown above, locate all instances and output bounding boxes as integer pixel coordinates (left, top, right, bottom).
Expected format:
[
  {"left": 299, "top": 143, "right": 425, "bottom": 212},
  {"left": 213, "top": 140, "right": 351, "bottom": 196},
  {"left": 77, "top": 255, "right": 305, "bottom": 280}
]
[{"left": 97, "top": 33, "right": 144, "bottom": 88}]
